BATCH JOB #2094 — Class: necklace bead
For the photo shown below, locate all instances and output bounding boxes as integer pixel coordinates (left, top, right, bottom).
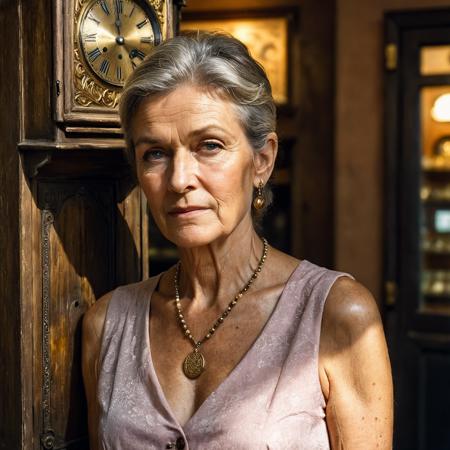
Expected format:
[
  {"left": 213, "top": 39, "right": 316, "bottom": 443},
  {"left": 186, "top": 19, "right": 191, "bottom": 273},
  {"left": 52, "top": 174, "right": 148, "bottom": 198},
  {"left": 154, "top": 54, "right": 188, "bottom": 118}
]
[{"left": 174, "top": 238, "right": 269, "bottom": 379}]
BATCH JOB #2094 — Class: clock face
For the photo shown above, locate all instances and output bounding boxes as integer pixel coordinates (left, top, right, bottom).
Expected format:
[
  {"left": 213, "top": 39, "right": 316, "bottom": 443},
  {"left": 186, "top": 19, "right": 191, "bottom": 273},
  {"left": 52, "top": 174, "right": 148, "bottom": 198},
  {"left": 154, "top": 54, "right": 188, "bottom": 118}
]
[{"left": 79, "top": 0, "right": 161, "bottom": 87}]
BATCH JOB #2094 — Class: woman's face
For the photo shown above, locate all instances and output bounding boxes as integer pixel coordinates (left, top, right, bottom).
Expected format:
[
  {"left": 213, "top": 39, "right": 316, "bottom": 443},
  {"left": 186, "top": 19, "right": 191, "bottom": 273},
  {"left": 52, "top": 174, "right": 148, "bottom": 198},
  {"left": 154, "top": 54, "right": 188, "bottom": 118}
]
[{"left": 131, "top": 84, "right": 260, "bottom": 248}]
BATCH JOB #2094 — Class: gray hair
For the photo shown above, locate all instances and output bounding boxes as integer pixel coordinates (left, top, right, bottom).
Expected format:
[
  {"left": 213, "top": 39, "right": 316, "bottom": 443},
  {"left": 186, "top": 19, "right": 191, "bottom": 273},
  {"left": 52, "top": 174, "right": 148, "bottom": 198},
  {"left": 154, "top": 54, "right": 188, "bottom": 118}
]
[{"left": 119, "top": 31, "right": 276, "bottom": 217}]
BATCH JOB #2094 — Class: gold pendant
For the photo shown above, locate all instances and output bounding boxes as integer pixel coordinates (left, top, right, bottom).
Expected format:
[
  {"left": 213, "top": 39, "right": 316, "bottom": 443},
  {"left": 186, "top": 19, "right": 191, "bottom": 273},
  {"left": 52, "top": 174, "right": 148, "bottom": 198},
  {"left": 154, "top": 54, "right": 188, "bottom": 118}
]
[{"left": 183, "top": 350, "right": 205, "bottom": 379}]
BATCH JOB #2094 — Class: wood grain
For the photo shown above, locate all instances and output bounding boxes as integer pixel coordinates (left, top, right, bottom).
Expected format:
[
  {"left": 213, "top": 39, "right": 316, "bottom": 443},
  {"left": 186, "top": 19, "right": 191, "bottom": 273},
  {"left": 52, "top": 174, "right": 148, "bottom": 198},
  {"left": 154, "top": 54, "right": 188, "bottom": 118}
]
[{"left": 0, "top": 0, "right": 22, "bottom": 448}]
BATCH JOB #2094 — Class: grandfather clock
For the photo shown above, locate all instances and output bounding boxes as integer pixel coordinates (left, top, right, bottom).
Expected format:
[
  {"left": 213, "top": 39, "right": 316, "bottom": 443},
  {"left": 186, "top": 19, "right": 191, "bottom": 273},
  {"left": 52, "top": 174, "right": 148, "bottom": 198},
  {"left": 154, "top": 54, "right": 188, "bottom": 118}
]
[{"left": 0, "top": 1, "right": 181, "bottom": 449}]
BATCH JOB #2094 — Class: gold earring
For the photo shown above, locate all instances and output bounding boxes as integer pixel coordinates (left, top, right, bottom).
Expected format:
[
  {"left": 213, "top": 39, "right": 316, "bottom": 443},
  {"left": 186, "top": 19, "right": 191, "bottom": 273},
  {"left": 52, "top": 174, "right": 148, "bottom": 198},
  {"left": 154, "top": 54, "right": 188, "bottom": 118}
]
[{"left": 253, "top": 181, "right": 265, "bottom": 210}]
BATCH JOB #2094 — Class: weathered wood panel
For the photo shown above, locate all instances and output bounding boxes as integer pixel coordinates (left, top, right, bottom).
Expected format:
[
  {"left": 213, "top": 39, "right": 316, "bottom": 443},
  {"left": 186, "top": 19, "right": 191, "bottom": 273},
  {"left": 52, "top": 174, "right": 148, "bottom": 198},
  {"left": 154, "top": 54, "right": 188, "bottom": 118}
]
[
  {"left": 22, "top": 0, "right": 54, "bottom": 140},
  {"left": 0, "top": 0, "right": 22, "bottom": 448},
  {"left": 35, "top": 181, "right": 116, "bottom": 449}
]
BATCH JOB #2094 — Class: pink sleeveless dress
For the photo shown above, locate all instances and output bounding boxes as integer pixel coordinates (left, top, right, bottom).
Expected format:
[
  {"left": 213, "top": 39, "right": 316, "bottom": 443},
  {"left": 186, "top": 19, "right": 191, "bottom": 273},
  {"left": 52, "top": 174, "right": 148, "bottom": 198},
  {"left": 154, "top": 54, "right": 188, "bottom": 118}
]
[{"left": 97, "top": 260, "right": 353, "bottom": 449}]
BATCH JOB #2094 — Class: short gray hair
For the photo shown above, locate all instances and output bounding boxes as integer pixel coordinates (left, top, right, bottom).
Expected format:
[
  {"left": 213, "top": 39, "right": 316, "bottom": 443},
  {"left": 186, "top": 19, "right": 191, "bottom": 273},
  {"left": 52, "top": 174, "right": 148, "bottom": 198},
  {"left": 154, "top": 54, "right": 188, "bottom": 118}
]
[{"left": 119, "top": 31, "right": 276, "bottom": 216}]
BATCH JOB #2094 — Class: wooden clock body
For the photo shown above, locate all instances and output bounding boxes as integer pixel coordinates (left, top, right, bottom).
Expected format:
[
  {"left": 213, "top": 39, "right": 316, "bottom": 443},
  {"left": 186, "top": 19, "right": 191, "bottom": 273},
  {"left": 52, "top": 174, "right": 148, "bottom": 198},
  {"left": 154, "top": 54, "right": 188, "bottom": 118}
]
[
  {"left": 54, "top": 0, "right": 172, "bottom": 129},
  {"left": 0, "top": 0, "right": 181, "bottom": 448}
]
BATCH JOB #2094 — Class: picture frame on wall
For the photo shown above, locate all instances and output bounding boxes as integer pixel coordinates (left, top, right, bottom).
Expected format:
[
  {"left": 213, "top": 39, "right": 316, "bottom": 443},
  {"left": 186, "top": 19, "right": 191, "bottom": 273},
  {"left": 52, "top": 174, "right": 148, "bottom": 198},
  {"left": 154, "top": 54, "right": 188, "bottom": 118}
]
[{"left": 180, "top": 10, "right": 293, "bottom": 106}]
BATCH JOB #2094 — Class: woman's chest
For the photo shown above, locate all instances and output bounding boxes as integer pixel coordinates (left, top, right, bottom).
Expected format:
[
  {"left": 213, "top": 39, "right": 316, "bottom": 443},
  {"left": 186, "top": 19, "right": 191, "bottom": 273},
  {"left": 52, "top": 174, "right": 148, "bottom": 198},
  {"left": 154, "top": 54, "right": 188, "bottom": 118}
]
[{"left": 149, "top": 293, "right": 279, "bottom": 427}]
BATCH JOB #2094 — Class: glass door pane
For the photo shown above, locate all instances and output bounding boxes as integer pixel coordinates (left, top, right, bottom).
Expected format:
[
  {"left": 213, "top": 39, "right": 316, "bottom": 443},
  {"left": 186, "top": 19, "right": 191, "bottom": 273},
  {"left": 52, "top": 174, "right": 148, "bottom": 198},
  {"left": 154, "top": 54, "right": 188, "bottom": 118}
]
[
  {"left": 420, "top": 84, "right": 450, "bottom": 315},
  {"left": 421, "top": 45, "right": 450, "bottom": 76}
]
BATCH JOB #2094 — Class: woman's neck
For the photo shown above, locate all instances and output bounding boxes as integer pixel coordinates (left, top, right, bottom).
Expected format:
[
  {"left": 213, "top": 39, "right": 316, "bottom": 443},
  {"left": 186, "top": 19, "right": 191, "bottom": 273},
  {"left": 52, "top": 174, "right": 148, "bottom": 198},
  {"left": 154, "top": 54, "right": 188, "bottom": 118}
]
[{"left": 177, "top": 221, "right": 265, "bottom": 312}]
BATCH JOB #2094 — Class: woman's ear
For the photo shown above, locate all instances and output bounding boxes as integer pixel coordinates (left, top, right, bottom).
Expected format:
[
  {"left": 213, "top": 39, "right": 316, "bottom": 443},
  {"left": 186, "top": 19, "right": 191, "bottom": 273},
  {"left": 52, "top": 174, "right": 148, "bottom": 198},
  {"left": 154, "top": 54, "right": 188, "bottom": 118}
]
[{"left": 253, "top": 132, "right": 278, "bottom": 185}]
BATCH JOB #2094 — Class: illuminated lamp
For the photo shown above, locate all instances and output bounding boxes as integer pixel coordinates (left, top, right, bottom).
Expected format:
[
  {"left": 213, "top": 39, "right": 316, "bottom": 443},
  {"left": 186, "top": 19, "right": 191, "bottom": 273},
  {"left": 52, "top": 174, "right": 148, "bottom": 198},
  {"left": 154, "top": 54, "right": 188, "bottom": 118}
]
[{"left": 431, "top": 93, "right": 450, "bottom": 122}]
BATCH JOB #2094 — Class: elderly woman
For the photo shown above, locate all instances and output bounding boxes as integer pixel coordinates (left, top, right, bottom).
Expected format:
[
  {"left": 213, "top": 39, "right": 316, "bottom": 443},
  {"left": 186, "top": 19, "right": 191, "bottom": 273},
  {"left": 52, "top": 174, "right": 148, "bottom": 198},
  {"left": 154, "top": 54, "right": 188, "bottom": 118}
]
[{"left": 82, "top": 32, "right": 393, "bottom": 450}]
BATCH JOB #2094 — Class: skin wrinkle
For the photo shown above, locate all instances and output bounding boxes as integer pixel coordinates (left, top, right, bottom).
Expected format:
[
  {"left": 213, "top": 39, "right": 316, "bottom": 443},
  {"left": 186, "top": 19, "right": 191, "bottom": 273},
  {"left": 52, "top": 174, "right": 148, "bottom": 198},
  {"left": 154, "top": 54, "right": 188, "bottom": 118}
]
[
  {"left": 133, "top": 83, "right": 250, "bottom": 153},
  {"left": 330, "top": 403, "right": 344, "bottom": 449},
  {"left": 178, "top": 234, "right": 260, "bottom": 312}
]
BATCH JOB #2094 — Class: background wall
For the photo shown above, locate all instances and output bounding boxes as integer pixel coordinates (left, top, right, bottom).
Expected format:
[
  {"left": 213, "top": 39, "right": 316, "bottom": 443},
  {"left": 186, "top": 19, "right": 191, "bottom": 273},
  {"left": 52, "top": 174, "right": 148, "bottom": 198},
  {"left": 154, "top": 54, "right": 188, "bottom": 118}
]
[{"left": 335, "top": 0, "right": 450, "bottom": 301}]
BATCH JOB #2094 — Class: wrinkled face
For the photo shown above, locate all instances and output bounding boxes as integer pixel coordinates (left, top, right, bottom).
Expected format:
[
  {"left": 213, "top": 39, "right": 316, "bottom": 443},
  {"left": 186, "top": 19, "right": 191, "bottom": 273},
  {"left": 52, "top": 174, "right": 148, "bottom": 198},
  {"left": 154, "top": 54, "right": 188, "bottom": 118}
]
[{"left": 131, "top": 84, "right": 257, "bottom": 248}]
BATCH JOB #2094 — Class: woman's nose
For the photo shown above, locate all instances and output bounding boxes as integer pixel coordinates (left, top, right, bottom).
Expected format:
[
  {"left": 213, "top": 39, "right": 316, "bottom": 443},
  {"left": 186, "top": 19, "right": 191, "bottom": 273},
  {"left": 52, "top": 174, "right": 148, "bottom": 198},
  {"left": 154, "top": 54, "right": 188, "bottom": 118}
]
[{"left": 168, "top": 150, "right": 197, "bottom": 193}]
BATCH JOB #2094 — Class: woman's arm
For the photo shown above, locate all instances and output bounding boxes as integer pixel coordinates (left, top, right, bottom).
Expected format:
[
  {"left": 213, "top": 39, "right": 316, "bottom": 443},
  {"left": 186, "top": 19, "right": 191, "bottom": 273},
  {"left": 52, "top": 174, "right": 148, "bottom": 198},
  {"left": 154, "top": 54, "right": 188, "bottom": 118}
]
[
  {"left": 319, "top": 277, "right": 394, "bottom": 449},
  {"left": 82, "top": 292, "right": 113, "bottom": 450}
]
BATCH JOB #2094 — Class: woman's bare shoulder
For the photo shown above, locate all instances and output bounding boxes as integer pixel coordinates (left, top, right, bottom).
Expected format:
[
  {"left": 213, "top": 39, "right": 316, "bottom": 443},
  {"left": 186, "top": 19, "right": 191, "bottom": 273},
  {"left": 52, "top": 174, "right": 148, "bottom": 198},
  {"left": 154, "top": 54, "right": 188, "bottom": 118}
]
[
  {"left": 319, "top": 275, "right": 389, "bottom": 398},
  {"left": 83, "top": 291, "right": 115, "bottom": 344},
  {"left": 82, "top": 292, "right": 116, "bottom": 450},
  {"left": 322, "top": 276, "right": 382, "bottom": 337}
]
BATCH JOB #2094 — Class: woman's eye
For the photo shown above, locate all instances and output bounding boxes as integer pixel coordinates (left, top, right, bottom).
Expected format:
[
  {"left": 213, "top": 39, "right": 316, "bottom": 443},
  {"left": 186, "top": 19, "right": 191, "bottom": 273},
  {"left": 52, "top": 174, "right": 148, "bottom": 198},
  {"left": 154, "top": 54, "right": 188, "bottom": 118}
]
[
  {"left": 201, "top": 141, "right": 223, "bottom": 152},
  {"left": 143, "top": 149, "right": 166, "bottom": 161}
]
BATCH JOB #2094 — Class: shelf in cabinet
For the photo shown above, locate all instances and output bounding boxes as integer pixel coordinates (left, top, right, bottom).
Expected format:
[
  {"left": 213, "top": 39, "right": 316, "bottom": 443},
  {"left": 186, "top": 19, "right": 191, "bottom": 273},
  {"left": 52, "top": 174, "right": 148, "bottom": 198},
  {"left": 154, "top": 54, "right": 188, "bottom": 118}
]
[
  {"left": 419, "top": 302, "right": 450, "bottom": 316},
  {"left": 421, "top": 198, "right": 450, "bottom": 205},
  {"left": 422, "top": 167, "right": 450, "bottom": 173},
  {"left": 423, "top": 292, "right": 450, "bottom": 300},
  {"left": 148, "top": 248, "right": 178, "bottom": 260},
  {"left": 423, "top": 248, "right": 450, "bottom": 255},
  {"left": 421, "top": 294, "right": 450, "bottom": 315},
  {"left": 422, "top": 158, "right": 450, "bottom": 172}
]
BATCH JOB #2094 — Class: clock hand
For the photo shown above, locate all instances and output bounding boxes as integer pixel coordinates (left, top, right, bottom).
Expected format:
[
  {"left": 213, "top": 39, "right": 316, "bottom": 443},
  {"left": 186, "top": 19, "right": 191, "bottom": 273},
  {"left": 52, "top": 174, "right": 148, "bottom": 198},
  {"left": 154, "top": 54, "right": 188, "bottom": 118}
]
[
  {"left": 115, "top": 15, "right": 121, "bottom": 36},
  {"left": 115, "top": 2, "right": 122, "bottom": 36}
]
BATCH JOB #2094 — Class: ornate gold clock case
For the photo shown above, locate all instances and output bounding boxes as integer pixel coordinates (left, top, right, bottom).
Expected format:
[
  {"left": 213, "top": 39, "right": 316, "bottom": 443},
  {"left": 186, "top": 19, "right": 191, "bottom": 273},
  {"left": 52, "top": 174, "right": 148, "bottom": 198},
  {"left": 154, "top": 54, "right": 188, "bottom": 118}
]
[{"left": 54, "top": 0, "right": 174, "bottom": 130}]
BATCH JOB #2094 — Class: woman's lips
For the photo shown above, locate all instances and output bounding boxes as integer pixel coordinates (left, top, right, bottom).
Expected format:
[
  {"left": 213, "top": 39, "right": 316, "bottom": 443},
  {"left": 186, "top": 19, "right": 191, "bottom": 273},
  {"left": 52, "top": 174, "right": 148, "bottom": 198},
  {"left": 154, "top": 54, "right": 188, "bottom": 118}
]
[{"left": 168, "top": 206, "right": 209, "bottom": 217}]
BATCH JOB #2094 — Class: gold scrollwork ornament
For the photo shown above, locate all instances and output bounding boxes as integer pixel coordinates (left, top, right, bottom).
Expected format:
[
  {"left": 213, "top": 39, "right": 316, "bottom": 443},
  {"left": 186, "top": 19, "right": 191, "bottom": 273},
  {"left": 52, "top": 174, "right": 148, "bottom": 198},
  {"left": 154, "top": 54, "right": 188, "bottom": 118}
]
[{"left": 73, "top": 49, "right": 120, "bottom": 108}]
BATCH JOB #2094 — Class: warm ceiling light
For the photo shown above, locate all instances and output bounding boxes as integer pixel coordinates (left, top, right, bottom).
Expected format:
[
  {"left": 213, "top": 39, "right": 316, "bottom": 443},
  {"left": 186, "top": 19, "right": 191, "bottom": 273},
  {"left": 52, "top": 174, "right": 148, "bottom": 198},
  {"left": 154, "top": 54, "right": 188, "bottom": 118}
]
[{"left": 431, "top": 93, "right": 450, "bottom": 122}]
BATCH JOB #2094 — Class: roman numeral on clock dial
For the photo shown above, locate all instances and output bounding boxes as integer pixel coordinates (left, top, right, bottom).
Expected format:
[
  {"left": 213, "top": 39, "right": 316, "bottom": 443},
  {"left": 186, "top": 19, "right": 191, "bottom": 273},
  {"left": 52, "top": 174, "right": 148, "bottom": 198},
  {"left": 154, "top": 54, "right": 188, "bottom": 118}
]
[
  {"left": 114, "top": 0, "right": 123, "bottom": 14},
  {"left": 84, "top": 33, "right": 97, "bottom": 42},
  {"left": 88, "top": 48, "right": 101, "bottom": 62},
  {"left": 99, "top": 59, "right": 111, "bottom": 75},
  {"left": 116, "top": 65, "right": 123, "bottom": 81},
  {"left": 99, "top": 0, "right": 110, "bottom": 15},
  {"left": 136, "top": 18, "right": 149, "bottom": 29},
  {"left": 135, "top": 49, "right": 146, "bottom": 60},
  {"left": 88, "top": 13, "right": 100, "bottom": 24}
]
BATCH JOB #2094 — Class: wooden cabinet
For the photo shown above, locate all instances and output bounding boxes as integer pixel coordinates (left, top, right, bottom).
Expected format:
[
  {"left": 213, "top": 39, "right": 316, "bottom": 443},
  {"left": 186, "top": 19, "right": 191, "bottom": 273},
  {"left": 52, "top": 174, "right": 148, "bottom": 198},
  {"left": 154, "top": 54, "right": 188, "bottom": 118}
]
[
  {"left": 0, "top": 1, "right": 181, "bottom": 448},
  {"left": 384, "top": 9, "right": 450, "bottom": 450}
]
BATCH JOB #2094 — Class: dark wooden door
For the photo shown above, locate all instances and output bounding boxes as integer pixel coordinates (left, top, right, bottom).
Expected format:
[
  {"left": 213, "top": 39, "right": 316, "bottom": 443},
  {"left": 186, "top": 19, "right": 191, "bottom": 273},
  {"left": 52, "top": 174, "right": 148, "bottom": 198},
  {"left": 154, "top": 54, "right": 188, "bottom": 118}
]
[{"left": 384, "top": 9, "right": 450, "bottom": 450}]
